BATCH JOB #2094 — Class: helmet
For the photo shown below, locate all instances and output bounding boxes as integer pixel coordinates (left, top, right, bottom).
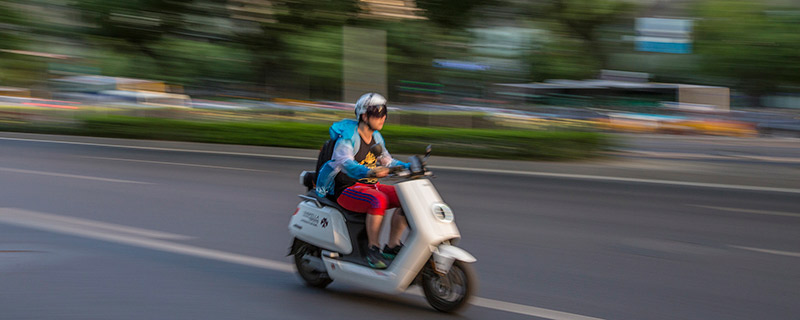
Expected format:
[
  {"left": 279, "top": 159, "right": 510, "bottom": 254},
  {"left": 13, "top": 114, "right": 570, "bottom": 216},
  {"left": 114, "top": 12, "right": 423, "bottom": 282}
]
[{"left": 355, "top": 92, "right": 387, "bottom": 120}]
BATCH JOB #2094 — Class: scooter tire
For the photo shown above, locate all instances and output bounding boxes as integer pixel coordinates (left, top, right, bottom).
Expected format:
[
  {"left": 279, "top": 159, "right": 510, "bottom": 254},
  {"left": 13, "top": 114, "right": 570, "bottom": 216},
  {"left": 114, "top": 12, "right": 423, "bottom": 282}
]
[
  {"left": 422, "top": 260, "right": 477, "bottom": 313},
  {"left": 294, "top": 243, "right": 332, "bottom": 288}
]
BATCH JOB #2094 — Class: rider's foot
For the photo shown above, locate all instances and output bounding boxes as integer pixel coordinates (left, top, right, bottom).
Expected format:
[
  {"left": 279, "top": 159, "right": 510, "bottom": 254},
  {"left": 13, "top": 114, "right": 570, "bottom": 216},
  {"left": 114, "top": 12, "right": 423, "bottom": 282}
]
[
  {"left": 382, "top": 243, "right": 403, "bottom": 260},
  {"left": 366, "top": 246, "right": 388, "bottom": 269}
]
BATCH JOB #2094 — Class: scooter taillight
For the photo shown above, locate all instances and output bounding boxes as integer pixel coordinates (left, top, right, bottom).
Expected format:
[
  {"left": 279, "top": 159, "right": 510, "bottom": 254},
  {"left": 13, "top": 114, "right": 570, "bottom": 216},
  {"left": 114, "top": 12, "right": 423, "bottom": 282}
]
[{"left": 292, "top": 208, "right": 299, "bottom": 216}]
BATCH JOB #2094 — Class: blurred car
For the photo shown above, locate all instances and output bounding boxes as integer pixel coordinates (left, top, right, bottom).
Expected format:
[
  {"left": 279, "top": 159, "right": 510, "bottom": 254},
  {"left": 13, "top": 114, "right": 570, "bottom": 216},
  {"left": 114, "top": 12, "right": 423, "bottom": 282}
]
[
  {"left": 599, "top": 113, "right": 679, "bottom": 133},
  {"left": 531, "top": 106, "right": 609, "bottom": 130},
  {"left": 674, "top": 119, "right": 756, "bottom": 137},
  {"left": 729, "top": 111, "right": 800, "bottom": 137}
]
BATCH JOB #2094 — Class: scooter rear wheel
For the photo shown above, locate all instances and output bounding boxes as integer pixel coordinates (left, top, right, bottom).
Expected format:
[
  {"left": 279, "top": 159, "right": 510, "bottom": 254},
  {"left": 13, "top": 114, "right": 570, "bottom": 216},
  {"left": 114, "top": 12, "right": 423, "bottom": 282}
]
[
  {"left": 294, "top": 243, "right": 332, "bottom": 288},
  {"left": 421, "top": 260, "right": 477, "bottom": 313}
]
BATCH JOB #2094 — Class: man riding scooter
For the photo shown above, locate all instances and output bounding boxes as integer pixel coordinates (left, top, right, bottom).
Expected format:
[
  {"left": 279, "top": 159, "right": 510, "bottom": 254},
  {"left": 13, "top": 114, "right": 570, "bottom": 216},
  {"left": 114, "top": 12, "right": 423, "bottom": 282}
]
[{"left": 315, "top": 92, "right": 410, "bottom": 269}]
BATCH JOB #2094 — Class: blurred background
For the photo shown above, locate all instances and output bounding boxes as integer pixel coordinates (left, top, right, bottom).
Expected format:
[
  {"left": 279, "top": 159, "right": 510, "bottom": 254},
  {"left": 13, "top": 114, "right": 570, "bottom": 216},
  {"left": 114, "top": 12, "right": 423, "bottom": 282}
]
[
  {"left": 0, "top": 0, "right": 799, "bottom": 136},
  {"left": 2, "top": 2, "right": 799, "bottom": 319}
]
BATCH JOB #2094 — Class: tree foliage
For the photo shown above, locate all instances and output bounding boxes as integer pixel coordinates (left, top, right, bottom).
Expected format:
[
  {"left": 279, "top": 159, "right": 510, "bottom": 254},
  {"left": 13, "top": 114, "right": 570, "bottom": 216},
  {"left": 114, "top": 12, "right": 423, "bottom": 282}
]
[
  {"left": 545, "top": 0, "right": 635, "bottom": 69},
  {"left": 73, "top": 0, "right": 194, "bottom": 58},
  {"left": 415, "top": 0, "right": 492, "bottom": 29},
  {"left": 693, "top": 0, "right": 800, "bottom": 102},
  {"left": 0, "top": 1, "right": 23, "bottom": 49}
]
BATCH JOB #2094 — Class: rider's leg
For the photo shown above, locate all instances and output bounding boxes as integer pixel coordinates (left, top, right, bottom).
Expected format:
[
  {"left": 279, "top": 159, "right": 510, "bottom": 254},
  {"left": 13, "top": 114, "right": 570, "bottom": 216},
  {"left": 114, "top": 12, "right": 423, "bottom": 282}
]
[
  {"left": 338, "top": 184, "right": 389, "bottom": 249},
  {"left": 366, "top": 214, "right": 383, "bottom": 248},
  {"left": 388, "top": 208, "right": 407, "bottom": 248},
  {"left": 375, "top": 184, "right": 407, "bottom": 248}
]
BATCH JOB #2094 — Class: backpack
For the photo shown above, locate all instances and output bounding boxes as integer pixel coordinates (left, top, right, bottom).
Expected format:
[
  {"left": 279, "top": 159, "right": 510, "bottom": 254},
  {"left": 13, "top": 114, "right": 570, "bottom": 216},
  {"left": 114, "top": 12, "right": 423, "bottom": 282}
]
[
  {"left": 315, "top": 138, "right": 336, "bottom": 175},
  {"left": 303, "top": 138, "right": 336, "bottom": 191}
]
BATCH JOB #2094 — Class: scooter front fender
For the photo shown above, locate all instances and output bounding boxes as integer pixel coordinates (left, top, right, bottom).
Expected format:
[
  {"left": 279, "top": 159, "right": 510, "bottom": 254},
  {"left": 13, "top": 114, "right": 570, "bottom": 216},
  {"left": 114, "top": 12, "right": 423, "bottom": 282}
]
[{"left": 432, "top": 244, "right": 476, "bottom": 274}]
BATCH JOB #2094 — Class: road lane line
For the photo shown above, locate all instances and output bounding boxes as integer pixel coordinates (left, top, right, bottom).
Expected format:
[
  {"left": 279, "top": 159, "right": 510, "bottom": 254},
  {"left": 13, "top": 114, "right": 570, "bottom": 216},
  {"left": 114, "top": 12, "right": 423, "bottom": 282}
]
[
  {"left": 472, "top": 297, "right": 605, "bottom": 320},
  {"left": 7, "top": 135, "right": 795, "bottom": 194},
  {"left": 730, "top": 245, "right": 800, "bottom": 258},
  {"left": 81, "top": 156, "right": 273, "bottom": 173},
  {"left": 0, "top": 207, "right": 604, "bottom": 320},
  {"left": 406, "top": 287, "right": 604, "bottom": 320},
  {"left": 0, "top": 167, "right": 152, "bottom": 184},
  {"left": 430, "top": 165, "right": 800, "bottom": 194},
  {"left": 0, "top": 208, "right": 294, "bottom": 273},
  {"left": 0, "top": 136, "right": 314, "bottom": 160},
  {"left": 690, "top": 205, "right": 800, "bottom": 218},
  {"left": 613, "top": 150, "right": 800, "bottom": 164},
  {"left": 0, "top": 209, "right": 193, "bottom": 240}
]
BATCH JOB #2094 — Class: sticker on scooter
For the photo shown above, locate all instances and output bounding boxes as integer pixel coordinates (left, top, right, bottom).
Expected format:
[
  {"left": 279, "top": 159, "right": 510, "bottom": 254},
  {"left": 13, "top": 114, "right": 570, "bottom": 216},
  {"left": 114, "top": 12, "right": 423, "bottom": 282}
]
[{"left": 300, "top": 211, "right": 321, "bottom": 227}]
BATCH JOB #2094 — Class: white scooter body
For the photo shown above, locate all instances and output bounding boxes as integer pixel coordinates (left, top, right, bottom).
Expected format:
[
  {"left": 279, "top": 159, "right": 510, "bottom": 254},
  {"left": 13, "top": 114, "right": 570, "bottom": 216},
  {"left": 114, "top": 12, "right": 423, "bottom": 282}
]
[{"left": 289, "top": 172, "right": 476, "bottom": 295}]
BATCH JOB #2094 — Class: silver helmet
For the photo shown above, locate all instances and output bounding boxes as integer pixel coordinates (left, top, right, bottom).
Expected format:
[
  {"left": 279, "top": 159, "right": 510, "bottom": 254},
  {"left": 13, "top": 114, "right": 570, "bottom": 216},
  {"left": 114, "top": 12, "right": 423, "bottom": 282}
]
[{"left": 354, "top": 92, "right": 387, "bottom": 119}]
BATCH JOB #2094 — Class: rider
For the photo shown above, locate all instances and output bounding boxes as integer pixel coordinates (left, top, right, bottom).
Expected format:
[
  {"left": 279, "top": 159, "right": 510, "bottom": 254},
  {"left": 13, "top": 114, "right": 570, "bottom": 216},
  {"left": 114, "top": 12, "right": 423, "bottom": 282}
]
[{"left": 315, "top": 92, "right": 409, "bottom": 269}]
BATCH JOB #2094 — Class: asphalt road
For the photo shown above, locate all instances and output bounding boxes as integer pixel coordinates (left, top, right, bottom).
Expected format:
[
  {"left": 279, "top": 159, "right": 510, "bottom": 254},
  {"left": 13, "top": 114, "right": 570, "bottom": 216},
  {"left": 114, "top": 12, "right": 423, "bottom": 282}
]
[{"left": 1, "top": 133, "right": 798, "bottom": 320}]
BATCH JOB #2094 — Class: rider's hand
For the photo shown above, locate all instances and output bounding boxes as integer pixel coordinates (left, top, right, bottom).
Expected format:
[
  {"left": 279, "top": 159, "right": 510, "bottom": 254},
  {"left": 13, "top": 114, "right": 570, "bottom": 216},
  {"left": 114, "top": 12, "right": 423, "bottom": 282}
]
[{"left": 370, "top": 167, "right": 390, "bottom": 178}]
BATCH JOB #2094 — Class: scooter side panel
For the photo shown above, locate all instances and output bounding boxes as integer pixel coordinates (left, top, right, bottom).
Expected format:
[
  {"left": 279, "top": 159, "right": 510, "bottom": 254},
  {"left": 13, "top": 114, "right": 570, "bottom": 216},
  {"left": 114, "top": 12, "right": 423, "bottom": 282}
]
[
  {"left": 289, "top": 201, "right": 353, "bottom": 254},
  {"left": 396, "top": 179, "right": 461, "bottom": 243},
  {"left": 385, "top": 179, "right": 462, "bottom": 291}
]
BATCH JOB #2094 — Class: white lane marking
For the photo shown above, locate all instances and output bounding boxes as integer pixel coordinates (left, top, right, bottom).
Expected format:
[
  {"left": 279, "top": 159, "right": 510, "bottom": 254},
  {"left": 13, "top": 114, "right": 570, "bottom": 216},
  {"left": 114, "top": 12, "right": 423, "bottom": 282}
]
[
  {"left": 615, "top": 150, "right": 800, "bottom": 164},
  {"left": 6, "top": 135, "right": 796, "bottom": 194},
  {"left": 406, "top": 287, "right": 604, "bottom": 320},
  {"left": 0, "top": 208, "right": 294, "bottom": 273},
  {"left": 430, "top": 165, "right": 800, "bottom": 194},
  {"left": 0, "top": 167, "right": 152, "bottom": 185},
  {"left": 0, "top": 209, "right": 193, "bottom": 240},
  {"left": 730, "top": 245, "right": 800, "bottom": 258},
  {"left": 690, "top": 205, "right": 800, "bottom": 218},
  {"left": 472, "top": 297, "right": 605, "bottom": 320},
  {"left": 81, "top": 156, "right": 273, "bottom": 173},
  {"left": 0, "top": 207, "right": 604, "bottom": 320},
  {"left": 0, "top": 136, "right": 314, "bottom": 161}
]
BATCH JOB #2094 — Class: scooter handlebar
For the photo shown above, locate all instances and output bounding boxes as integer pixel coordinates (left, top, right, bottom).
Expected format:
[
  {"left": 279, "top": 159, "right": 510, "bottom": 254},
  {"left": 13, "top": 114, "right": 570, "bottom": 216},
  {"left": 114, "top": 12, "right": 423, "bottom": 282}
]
[{"left": 382, "top": 164, "right": 431, "bottom": 180}]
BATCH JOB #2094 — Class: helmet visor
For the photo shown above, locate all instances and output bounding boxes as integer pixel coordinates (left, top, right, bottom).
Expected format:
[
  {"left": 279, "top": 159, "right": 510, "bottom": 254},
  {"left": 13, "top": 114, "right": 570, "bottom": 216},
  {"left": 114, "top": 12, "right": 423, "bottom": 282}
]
[{"left": 365, "top": 104, "right": 387, "bottom": 118}]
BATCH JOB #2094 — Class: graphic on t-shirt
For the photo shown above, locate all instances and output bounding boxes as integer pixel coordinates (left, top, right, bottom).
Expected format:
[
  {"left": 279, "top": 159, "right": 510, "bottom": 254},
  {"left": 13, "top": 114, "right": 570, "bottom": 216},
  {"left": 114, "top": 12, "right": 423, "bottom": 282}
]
[{"left": 359, "top": 151, "right": 378, "bottom": 184}]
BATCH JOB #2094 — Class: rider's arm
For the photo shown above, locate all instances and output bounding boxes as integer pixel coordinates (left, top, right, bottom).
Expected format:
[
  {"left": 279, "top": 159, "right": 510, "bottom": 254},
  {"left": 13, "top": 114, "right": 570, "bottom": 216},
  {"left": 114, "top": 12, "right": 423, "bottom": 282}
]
[
  {"left": 375, "top": 132, "right": 410, "bottom": 169},
  {"left": 380, "top": 151, "right": 409, "bottom": 169},
  {"left": 332, "top": 138, "right": 371, "bottom": 179}
]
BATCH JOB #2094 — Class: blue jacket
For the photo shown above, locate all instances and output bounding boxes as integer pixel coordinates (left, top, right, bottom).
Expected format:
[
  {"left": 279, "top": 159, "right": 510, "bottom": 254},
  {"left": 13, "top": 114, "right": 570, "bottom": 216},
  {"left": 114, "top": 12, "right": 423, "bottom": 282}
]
[{"left": 315, "top": 119, "right": 408, "bottom": 197}]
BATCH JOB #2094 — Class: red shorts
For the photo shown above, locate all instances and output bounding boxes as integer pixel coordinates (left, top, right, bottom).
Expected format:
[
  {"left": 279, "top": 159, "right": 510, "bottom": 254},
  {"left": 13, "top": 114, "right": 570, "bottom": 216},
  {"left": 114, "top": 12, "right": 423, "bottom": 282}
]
[{"left": 337, "top": 183, "right": 400, "bottom": 216}]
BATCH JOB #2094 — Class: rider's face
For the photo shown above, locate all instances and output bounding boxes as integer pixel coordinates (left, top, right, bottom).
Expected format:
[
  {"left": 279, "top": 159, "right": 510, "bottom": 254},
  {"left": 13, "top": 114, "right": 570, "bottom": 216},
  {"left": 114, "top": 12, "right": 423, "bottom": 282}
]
[{"left": 365, "top": 114, "right": 386, "bottom": 131}]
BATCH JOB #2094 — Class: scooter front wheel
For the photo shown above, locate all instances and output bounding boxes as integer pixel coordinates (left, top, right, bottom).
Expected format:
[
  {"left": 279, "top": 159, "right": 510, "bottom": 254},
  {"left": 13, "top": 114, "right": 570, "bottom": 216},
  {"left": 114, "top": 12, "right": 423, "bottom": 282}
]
[
  {"left": 293, "top": 242, "right": 332, "bottom": 288},
  {"left": 421, "top": 260, "right": 477, "bottom": 313}
]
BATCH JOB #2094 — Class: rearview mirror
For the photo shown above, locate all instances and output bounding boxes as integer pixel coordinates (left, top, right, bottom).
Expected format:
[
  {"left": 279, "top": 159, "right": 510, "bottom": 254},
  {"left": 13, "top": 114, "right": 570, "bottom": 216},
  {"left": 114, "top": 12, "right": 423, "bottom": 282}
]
[{"left": 423, "top": 145, "right": 432, "bottom": 162}]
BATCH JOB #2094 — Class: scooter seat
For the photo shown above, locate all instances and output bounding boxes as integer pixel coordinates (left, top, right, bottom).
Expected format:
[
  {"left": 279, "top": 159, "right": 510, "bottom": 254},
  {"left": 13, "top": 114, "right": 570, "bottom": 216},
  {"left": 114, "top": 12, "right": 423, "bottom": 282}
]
[{"left": 305, "top": 191, "right": 366, "bottom": 224}]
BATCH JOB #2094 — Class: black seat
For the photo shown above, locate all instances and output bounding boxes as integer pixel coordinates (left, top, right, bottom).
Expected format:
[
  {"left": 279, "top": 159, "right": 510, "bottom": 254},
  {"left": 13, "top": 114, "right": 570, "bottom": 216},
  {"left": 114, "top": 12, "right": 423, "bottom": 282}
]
[
  {"left": 305, "top": 191, "right": 366, "bottom": 224},
  {"left": 301, "top": 171, "right": 316, "bottom": 191}
]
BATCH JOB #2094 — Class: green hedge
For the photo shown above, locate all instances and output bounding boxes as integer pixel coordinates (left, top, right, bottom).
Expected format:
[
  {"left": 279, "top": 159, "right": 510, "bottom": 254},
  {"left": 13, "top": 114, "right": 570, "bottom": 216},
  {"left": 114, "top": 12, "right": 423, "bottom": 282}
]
[{"left": 1, "top": 115, "right": 614, "bottom": 160}]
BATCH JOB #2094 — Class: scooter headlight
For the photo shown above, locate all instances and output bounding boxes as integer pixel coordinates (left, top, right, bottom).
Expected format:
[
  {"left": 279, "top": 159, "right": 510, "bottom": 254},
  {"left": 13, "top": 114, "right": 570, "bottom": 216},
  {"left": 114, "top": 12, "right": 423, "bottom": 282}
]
[{"left": 431, "top": 203, "right": 454, "bottom": 223}]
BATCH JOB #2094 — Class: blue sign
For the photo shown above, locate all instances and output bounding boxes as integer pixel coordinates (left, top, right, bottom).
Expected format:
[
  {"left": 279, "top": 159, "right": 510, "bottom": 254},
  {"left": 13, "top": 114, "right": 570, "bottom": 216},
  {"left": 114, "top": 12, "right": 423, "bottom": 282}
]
[
  {"left": 636, "top": 40, "right": 691, "bottom": 54},
  {"left": 635, "top": 18, "right": 693, "bottom": 54},
  {"left": 433, "top": 59, "right": 490, "bottom": 71}
]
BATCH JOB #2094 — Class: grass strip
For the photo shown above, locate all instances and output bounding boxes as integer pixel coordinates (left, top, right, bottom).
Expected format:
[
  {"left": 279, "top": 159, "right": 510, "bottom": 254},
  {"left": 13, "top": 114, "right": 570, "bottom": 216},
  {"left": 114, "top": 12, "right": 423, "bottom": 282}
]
[{"left": 1, "top": 115, "right": 614, "bottom": 160}]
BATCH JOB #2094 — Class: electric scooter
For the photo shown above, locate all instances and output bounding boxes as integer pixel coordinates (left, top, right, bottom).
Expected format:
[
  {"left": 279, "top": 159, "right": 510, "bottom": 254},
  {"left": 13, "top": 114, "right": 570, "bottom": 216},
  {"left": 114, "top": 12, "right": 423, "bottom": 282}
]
[{"left": 288, "top": 146, "right": 477, "bottom": 313}]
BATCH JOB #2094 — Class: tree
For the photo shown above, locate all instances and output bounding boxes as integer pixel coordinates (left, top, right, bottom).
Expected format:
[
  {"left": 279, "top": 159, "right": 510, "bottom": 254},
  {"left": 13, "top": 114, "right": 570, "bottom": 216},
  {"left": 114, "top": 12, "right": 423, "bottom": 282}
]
[
  {"left": 548, "top": 0, "right": 635, "bottom": 70},
  {"left": 0, "top": 1, "right": 23, "bottom": 49},
  {"left": 693, "top": 0, "right": 800, "bottom": 106},
  {"left": 235, "top": 0, "right": 362, "bottom": 98},
  {"left": 519, "top": 0, "right": 635, "bottom": 74},
  {"left": 73, "top": 0, "right": 194, "bottom": 59},
  {"left": 415, "top": 0, "right": 493, "bottom": 30}
]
